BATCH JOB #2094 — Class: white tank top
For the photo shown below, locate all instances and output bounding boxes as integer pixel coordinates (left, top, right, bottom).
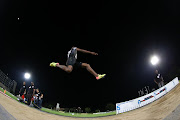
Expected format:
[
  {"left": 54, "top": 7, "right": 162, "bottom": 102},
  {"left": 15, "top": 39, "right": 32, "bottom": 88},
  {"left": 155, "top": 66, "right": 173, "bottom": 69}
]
[{"left": 67, "top": 47, "right": 77, "bottom": 59}]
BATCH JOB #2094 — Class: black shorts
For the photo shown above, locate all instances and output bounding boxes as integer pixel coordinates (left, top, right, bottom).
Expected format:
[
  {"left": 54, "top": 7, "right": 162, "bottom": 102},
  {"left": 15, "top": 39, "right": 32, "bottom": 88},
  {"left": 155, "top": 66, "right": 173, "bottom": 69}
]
[
  {"left": 67, "top": 61, "right": 82, "bottom": 68},
  {"left": 66, "top": 57, "right": 82, "bottom": 67}
]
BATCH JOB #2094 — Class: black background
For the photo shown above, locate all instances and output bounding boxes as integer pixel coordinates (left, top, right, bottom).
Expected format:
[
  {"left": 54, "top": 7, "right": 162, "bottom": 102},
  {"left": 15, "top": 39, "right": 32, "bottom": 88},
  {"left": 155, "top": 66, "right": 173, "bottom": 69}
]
[{"left": 0, "top": 0, "right": 180, "bottom": 111}]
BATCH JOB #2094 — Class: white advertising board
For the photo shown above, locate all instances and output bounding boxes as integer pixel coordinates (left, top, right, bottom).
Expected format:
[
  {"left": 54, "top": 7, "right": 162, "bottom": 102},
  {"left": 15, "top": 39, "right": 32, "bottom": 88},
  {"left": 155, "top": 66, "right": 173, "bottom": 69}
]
[{"left": 116, "top": 77, "right": 179, "bottom": 114}]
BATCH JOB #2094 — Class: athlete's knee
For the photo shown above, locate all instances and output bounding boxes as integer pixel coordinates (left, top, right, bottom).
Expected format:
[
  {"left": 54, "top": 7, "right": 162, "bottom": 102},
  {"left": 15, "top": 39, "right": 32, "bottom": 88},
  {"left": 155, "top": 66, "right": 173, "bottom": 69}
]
[
  {"left": 85, "top": 63, "right": 91, "bottom": 68},
  {"left": 82, "top": 63, "right": 91, "bottom": 68},
  {"left": 66, "top": 68, "right": 72, "bottom": 73},
  {"left": 66, "top": 69, "right": 72, "bottom": 73},
  {"left": 87, "top": 64, "right": 91, "bottom": 68}
]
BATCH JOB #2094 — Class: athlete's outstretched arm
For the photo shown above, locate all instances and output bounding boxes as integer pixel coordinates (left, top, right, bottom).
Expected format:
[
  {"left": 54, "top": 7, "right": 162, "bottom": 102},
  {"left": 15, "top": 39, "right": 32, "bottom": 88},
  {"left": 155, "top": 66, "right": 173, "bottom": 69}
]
[{"left": 74, "top": 47, "right": 98, "bottom": 55}]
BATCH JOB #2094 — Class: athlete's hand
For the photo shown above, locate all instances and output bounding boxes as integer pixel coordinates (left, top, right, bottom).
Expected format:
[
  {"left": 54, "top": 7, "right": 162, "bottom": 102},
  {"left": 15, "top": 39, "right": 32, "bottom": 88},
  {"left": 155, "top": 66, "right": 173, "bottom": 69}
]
[{"left": 91, "top": 52, "right": 98, "bottom": 55}]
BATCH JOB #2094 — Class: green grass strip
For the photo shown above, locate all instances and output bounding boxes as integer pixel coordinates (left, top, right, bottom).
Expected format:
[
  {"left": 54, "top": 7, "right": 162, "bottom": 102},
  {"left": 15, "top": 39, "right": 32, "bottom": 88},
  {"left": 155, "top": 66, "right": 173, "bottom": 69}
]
[
  {"left": 41, "top": 107, "right": 116, "bottom": 117},
  {"left": 0, "top": 87, "right": 116, "bottom": 117}
]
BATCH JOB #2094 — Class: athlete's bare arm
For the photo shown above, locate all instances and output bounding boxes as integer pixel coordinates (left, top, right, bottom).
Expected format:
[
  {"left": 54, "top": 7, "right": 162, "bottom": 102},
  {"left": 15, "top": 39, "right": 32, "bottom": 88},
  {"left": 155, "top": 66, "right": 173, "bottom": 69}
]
[
  {"left": 74, "top": 47, "right": 98, "bottom": 55},
  {"left": 154, "top": 79, "right": 158, "bottom": 84},
  {"left": 161, "top": 76, "right": 164, "bottom": 81},
  {"left": 41, "top": 94, "right": 43, "bottom": 99},
  {"left": 24, "top": 89, "right": 26, "bottom": 95}
]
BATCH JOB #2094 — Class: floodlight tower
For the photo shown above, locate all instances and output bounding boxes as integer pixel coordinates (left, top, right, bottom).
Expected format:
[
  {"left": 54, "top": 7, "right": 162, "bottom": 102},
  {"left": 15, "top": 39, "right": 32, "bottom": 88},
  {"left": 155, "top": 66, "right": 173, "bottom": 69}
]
[
  {"left": 150, "top": 55, "right": 159, "bottom": 66},
  {"left": 24, "top": 72, "right": 31, "bottom": 80}
]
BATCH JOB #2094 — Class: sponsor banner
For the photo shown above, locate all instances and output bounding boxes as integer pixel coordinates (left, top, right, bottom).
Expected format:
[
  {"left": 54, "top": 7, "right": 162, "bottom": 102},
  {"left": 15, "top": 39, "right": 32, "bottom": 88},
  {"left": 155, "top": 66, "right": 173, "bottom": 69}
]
[
  {"left": 116, "top": 77, "right": 179, "bottom": 114},
  {"left": 0, "top": 90, "right": 13, "bottom": 100}
]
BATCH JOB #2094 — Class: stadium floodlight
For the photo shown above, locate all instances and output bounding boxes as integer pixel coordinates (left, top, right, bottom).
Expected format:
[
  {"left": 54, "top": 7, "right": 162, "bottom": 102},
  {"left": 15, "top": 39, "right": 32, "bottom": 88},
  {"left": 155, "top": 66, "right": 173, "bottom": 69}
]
[
  {"left": 24, "top": 73, "right": 31, "bottom": 79},
  {"left": 150, "top": 55, "right": 159, "bottom": 66}
]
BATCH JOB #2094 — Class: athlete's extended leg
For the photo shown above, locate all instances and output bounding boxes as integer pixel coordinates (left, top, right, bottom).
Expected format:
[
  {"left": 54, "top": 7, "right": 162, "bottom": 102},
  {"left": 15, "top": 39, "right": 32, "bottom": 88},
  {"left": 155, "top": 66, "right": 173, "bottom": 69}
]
[
  {"left": 50, "top": 62, "right": 73, "bottom": 73},
  {"left": 56, "top": 64, "right": 73, "bottom": 73},
  {"left": 81, "top": 63, "right": 106, "bottom": 80},
  {"left": 81, "top": 63, "right": 98, "bottom": 77}
]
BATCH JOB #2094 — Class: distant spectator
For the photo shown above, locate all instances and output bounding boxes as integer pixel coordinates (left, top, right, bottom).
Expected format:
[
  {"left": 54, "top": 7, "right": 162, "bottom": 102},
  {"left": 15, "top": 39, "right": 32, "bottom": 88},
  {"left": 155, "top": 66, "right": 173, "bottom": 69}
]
[
  {"left": 27, "top": 82, "right": 35, "bottom": 105},
  {"left": 34, "top": 88, "right": 43, "bottom": 109},
  {"left": 19, "top": 82, "right": 26, "bottom": 100},
  {"left": 154, "top": 70, "right": 164, "bottom": 88}
]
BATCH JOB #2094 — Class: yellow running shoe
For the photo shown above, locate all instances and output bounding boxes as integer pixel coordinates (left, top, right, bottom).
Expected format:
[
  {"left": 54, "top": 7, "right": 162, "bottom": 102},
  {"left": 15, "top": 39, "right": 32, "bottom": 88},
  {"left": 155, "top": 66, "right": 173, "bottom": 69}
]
[
  {"left": 50, "top": 62, "right": 59, "bottom": 67},
  {"left": 96, "top": 74, "right": 106, "bottom": 80}
]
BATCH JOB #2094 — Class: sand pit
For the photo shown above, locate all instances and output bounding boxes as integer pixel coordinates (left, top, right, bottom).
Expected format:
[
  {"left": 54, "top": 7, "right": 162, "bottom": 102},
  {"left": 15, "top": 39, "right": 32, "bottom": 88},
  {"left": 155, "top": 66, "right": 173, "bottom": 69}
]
[{"left": 1, "top": 84, "right": 180, "bottom": 120}]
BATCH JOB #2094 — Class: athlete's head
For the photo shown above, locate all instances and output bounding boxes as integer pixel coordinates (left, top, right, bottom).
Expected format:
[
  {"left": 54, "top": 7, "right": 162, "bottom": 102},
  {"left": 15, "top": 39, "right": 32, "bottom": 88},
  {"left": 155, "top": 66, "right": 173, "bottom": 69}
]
[
  {"left": 31, "top": 82, "right": 34, "bottom": 86},
  {"left": 23, "top": 82, "right": 26, "bottom": 85},
  {"left": 155, "top": 70, "right": 158, "bottom": 74}
]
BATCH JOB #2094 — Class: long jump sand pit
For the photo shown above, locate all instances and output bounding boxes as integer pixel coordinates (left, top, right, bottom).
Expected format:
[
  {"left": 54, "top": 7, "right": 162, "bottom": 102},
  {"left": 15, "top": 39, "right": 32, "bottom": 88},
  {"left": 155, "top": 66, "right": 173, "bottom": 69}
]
[{"left": 1, "top": 84, "right": 180, "bottom": 120}]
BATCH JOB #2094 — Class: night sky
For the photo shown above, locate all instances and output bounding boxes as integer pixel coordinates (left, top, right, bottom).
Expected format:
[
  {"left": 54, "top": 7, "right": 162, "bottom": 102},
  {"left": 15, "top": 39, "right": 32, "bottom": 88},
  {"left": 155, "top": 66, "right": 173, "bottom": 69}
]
[{"left": 0, "top": 0, "right": 180, "bottom": 111}]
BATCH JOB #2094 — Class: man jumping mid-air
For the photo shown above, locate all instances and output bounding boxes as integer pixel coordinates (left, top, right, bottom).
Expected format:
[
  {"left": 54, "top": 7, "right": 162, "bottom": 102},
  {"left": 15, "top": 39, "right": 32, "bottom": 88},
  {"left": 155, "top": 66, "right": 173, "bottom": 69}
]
[{"left": 50, "top": 47, "right": 106, "bottom": 80}]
